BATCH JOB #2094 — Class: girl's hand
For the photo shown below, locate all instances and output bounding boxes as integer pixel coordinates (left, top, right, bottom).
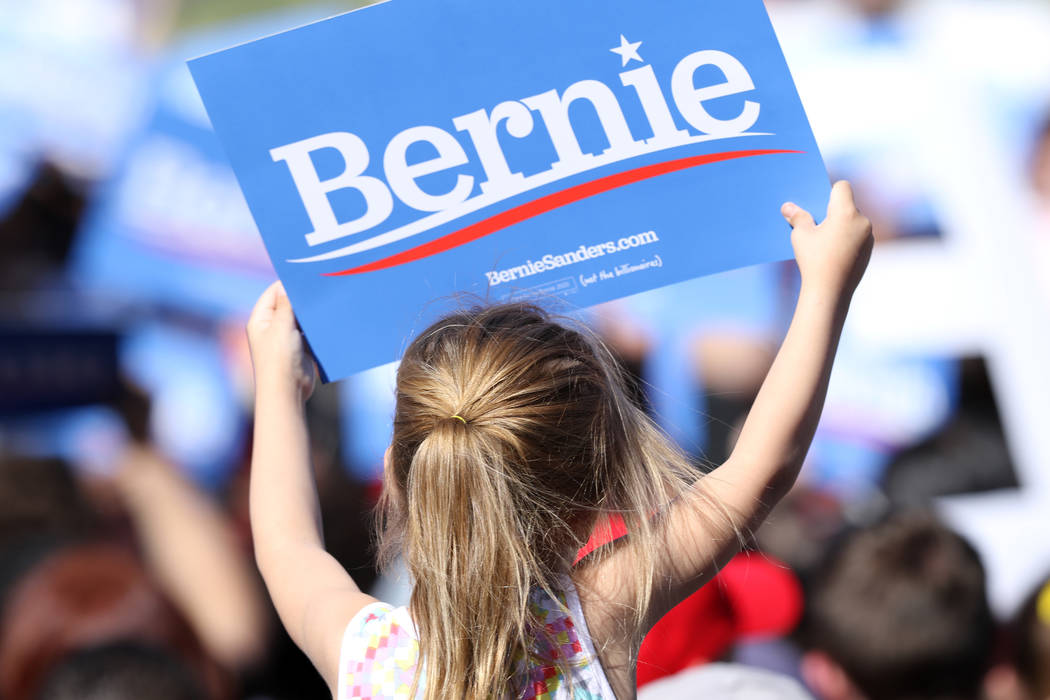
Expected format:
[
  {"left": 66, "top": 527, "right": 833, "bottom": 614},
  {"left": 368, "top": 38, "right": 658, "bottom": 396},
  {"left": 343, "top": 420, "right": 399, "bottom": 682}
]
[
  {"left": 246, "top": 281, "right": 316, "bottom": 402},
  {"left": 782, "top": 180, "right": 874, "bottom": 297}
]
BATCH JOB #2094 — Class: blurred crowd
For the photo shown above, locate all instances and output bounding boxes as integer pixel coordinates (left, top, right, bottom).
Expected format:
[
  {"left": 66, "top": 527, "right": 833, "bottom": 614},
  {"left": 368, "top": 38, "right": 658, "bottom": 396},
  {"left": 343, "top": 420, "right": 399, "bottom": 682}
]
[{"left": 1, "top": 0, "right": 1050, "bottom": 698}]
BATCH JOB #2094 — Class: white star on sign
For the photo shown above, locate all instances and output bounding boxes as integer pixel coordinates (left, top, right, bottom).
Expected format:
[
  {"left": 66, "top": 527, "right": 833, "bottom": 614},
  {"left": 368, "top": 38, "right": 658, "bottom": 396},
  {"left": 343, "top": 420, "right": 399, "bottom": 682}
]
[{"left": 610, "top": 34, "right": 643, "bottom": 67}]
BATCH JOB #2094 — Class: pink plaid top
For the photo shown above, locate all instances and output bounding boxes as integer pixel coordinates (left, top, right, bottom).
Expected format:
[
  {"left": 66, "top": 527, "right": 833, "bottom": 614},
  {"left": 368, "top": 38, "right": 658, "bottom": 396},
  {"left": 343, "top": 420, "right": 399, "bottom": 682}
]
[{"left": 337, "top": 577, "right": 615, "bottom": 699}]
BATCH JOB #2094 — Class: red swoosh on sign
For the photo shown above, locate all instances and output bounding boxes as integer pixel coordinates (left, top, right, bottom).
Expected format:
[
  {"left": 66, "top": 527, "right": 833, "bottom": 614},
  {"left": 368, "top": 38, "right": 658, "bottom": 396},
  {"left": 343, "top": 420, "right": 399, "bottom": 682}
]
[{"left": 322, "top": 148, "right": 802, "bottom": 277}]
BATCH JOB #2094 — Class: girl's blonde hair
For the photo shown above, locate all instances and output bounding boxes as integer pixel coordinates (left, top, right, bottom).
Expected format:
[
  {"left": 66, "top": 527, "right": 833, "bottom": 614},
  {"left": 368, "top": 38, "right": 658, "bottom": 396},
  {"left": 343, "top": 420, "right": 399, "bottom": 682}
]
[{"left": 377, "top": 303, "right": 700, "bottom": 699}]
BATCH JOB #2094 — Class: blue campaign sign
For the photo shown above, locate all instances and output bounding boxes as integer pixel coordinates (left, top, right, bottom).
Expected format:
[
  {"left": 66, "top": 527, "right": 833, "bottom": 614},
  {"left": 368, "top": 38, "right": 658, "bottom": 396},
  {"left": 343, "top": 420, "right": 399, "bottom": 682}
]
[{"left": 190, "top": 0, "right": 828, "bottom": 380}]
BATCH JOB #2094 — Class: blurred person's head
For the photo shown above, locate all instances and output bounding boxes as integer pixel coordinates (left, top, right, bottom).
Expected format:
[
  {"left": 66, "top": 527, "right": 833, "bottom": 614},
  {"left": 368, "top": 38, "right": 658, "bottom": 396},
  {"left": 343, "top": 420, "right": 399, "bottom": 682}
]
[
  {"left": 801, "top": 511, "right": 993, "bottom": 700},
  {"left": 0, "top": 163, "right": 85, "bottom": 294},
  {"left": 35, "top": 640, "right": 207, "bottom": 700},
  {"left": 0, "top": 542, "right": 222, "bottom": 700}
]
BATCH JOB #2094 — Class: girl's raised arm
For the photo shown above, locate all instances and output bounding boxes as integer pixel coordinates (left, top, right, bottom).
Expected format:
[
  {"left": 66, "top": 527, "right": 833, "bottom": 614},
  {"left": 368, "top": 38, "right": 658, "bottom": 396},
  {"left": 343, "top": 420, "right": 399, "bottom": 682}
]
[
  {"left": 247, "top": 282, "right": 377, "bottom": 695},
  {"left": 649, "top": 181, "right": 874, "bottom": 619}
]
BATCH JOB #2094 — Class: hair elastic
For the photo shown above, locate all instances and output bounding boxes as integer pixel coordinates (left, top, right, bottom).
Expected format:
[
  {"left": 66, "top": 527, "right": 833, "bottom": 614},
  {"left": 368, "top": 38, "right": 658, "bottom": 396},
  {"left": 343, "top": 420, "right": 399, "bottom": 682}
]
[{"left": 451, "top": 415, "right": 467, "bottom": 425}]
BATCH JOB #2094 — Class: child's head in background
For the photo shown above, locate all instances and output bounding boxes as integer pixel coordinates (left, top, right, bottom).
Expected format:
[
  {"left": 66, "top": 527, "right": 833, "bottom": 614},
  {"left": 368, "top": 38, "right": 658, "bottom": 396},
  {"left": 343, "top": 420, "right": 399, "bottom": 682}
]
[
  {"left": 375, "top": 302, "right": 699, "bottom": 698},
  {"left": 801, "top": 511, "right": 994, "bottom": 700}
]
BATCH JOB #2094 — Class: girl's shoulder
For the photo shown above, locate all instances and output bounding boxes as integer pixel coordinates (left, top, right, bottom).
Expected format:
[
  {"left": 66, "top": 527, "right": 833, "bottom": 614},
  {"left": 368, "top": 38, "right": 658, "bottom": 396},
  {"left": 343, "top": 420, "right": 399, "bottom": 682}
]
[{"left": 337, "top": 603, "right": 420, "bottom": 699}]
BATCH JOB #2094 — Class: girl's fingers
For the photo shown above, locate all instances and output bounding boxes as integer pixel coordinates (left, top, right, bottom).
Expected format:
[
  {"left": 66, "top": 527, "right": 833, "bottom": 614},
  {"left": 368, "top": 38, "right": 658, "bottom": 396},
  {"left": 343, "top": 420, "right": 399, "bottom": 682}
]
[
  {"left": 249, "top": 280, "right": 283, "bottom": 323},
  {"left": 273, "top": 284, "right": 297, "bottom": 327},
  {"left": 273, "top": 281, "right": 290, "bottom": 308},
  {"left": 782, "top": 202, "right": 816, "bottom": 229},
  {"left": 250, "top": 281, "right": 297, "bottom": 324},
  {"left": 827, "top": 180, "right": 857, "bottom": 219}
]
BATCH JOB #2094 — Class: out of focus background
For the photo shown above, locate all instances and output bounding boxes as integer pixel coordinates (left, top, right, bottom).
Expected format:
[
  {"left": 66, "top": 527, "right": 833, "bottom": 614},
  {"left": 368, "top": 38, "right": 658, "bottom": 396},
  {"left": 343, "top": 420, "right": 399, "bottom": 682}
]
[{"left": 1, "top": 0, "right": 1049, "bottom": 698}]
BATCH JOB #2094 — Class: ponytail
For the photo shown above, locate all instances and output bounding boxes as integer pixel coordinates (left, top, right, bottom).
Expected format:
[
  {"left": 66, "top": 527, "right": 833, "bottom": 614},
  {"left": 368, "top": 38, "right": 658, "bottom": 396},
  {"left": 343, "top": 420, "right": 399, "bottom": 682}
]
[{"left": 405, "top": 416, "right": 546, "bottom": 697}]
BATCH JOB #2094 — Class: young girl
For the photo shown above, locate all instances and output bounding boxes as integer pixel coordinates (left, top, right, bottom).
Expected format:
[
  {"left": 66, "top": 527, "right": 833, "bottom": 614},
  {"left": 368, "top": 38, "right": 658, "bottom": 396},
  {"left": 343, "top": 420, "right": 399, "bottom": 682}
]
[{"left": 246, "top": 182, "right": 873, "bottom": 699}]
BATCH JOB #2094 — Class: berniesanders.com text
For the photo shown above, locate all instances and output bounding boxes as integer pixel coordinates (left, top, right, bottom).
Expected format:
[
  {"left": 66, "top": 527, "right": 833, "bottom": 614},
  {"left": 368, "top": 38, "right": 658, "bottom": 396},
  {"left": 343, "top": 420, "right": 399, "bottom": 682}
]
[{"left": 485, "top": 230, "right": 659, "bottom": 286}]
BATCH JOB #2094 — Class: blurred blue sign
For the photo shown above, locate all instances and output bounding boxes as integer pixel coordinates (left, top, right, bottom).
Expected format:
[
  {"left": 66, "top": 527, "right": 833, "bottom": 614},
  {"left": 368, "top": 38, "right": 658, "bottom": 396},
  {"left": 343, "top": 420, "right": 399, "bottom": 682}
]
[
  {"left": 71, "top": 15, "right": 327, "bottom": 318},
  {"left": 190, "top": 0, "right": 828, "bottom": 379}
]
